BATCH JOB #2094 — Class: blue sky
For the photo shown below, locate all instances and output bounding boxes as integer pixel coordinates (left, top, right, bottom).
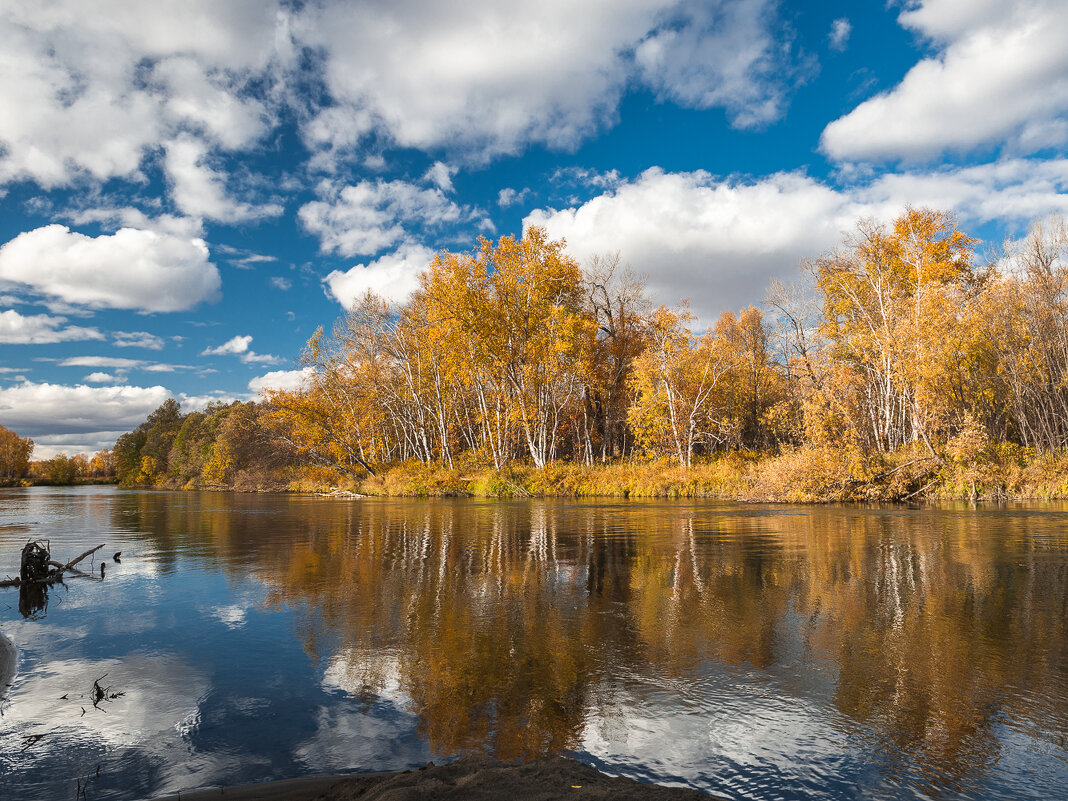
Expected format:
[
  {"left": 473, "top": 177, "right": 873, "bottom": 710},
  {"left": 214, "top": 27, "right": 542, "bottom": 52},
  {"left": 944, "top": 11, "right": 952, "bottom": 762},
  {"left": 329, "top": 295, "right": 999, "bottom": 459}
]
[{"left": 0, "top": 0, "right": 1066, "bottom": 457}]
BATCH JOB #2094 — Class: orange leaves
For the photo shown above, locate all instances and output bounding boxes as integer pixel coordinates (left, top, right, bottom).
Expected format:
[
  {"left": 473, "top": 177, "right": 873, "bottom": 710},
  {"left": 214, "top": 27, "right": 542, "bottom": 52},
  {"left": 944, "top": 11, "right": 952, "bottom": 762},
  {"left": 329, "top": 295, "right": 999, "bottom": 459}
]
[
  {"left": 0, "top": 424, "right": 33, "bottom": 481},
  {"left": 811, "top": 208, "right": 979, "bottom": 453}
]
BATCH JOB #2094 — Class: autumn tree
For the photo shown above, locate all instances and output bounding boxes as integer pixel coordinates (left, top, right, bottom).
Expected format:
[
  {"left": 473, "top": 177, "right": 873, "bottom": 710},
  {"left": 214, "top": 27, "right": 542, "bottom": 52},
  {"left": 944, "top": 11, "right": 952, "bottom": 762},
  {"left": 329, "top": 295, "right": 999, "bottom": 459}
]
[
  {"left": 628, "top": 306, "right": 731, "bottom": 466},
  {"left": 0, "top": 424, "right": 33, "bottom": 482},
  {"left": 474, "top": 228, "right": 594, "bottom": 467},
  {"left": 714, "top": 306, "right": 784, "bottom": 449},
  {"left": 980, "top": 217, "right": 1068, "bottom": 449},
  {"left": 812, "top": 208, "right": 978, "bottom": 454},
  {"left": 88, "top": 449, "right": 116, "bottom": 478},
  {"left": 581, "top": 253, "right": 650, "bottom": 462},
  {"left": 268, "top": 306, "right": 385, "bottom": 477}
]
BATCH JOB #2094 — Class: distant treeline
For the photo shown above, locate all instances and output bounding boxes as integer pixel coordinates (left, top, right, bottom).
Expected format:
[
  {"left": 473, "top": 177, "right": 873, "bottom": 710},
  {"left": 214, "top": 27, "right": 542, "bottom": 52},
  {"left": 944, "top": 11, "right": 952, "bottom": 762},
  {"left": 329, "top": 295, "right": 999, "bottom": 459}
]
[
  {"left": 107, "top": 210, "right": 1068, "bottom": 499},
  {"left": 111, "top": 398, "right": 309, "bottom": 490},
  {"left": 0, "top": 423, "right": 116, "bottom": 486}
]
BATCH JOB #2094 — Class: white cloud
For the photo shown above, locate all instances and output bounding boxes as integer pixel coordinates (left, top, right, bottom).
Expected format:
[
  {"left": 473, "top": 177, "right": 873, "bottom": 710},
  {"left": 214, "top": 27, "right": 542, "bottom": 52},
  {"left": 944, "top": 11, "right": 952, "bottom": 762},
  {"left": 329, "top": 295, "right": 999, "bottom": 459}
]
[
  {"left": 59, "top": 356, "right": 144, "bottom": 369},
  {"left": 858, "top": 157, "right": 1068, "bottom": 223},
  {"left": 84, "top": 372, "right": 118, "bottom": 383},
  {"left": 66, "top": 207, "right": 205, "bottom": 239},
  {"left": 113, "top": 330, "right": 166, "bottom": 350},
  {"left": 0, "top": 0, "right": 806, "bottom": 195},
  {"left": 821, "top": 0, "right": 1068, "bottom": 161},
  {"left": 28, "top": 432, "right": 128, "bottom": 459},
  {"left": 270, "top": 276, "right": 292, "bottom": 291},
  {"left": 202, "top": 335, "right": 253, "bottom": 356},
  {"left": 635, "top": 0, "right": 799, "bottom": 128},
  {"left": 0, "top": 1, "right": 287, "bottom": 187},
  {"left": 214, "top": 244, "right": 278, "bottom": 269},
  {"left": 828, "top": 18, "right": 851, "bottom": 51},
  {"left": 201, "top": 334, "right": 282, "bottom": 365},
  {"left": 154, "top": 56, "right": 269, "bottom": 150},
  {"left": 163, "top": 136, "right": 283, "bottom": 223},
  {"left": 248, "top": 367, "right": 315, "bottom": 394},
  {"left": 60, "top": 356, "right": 151, "bottom": 369},
  {"left": 58, "top": 355, "right": 195, "bottom": 374},
  {"left": 0, "top": 225, "right": 220, "bottom": 312},
  {"left": 0, "top": 309, "right": 103, "bottom": 344},
  {"left": 302, "top": 1, "right": 652, "bottom": 161},
  {"left": 525, "top": 159, "right": 1068, "bottom": 321},
  {"left": 498, "top": 187, "right": 531, "bottom": 208},
  {"left": 0, "top": 380, "right": 173, "bottom": 437},
  {"left": 423, "top": 161, "right": 457, "bottom": 192},
  {"left": 301, "top": 0, "right": 800, "bottom": 162},
  {"left": 241, "top": 352, "right": 283, "bottom": 365},
  {"left": 323, "top": 244, "right": 436, "bottom": 308},
  {"left": 299, "top": 179, "right": 471, "bottom": 257},
  {"left": 0, "top": 379, "right": 253, "bottom": 456}
]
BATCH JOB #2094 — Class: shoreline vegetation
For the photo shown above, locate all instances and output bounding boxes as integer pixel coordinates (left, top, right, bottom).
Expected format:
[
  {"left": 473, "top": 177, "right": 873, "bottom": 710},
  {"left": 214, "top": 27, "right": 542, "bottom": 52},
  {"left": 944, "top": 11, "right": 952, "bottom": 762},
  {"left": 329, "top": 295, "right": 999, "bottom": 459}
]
[{"left": 7, "top": 210, "right": 1068, "bottom": 504}]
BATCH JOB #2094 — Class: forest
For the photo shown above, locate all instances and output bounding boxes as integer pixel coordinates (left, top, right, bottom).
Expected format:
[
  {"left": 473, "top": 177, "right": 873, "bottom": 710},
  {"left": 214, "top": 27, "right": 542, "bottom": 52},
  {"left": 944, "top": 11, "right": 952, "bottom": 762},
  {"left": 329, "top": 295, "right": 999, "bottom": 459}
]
[
  {"left": 77, "top": 209, "right": 1068, "bottom": 500},
  {"left": 0, "top": 424, "right": 116, "bottom": 487}
]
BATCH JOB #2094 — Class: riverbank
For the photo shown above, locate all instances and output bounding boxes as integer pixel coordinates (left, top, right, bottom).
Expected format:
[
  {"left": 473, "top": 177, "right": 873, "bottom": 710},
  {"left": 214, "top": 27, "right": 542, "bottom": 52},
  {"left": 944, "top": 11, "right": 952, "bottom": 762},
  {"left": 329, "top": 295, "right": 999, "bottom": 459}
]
[
  {"left": 332, "top": 445, "right": 1068, "bottom": 503},
  {"left": 113, "top": 442, "right": 1068, "bottom": 503},
  {"left": 155, "top": 756, "right": 712, "bottom": 800}
]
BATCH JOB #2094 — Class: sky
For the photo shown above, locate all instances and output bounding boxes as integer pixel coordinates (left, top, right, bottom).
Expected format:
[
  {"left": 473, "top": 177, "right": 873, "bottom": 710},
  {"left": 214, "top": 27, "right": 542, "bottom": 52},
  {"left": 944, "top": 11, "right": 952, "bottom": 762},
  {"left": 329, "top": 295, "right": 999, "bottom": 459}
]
[{"left": 0, "top": 0, "right": 1066, "bottom": 458}]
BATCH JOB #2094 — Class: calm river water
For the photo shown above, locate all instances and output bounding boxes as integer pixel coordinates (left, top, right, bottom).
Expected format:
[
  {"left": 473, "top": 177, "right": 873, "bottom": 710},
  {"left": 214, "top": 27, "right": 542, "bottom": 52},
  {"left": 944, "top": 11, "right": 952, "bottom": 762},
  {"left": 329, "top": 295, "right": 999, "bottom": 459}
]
[{"left": 0, "top": 487, "right": 1066, "bottom": 800}]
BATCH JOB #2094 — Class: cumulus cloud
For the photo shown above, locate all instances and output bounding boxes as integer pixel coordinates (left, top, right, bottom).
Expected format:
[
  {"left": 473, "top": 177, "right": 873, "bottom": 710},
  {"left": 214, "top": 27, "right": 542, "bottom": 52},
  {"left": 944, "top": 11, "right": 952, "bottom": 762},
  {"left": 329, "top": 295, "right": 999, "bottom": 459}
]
[
  {"left": 301, "top": 0, "right": 802, "bottom": 162},
  {"left": 0, "top": 380, "right": 173, "bottom": 437},
  {"left": 201, "top": 335, "right": 282, "bottom": 365},
  {"left": 270, "top": 276, "right": 292, "bottom": 291},
  {"left": 248, "top": 367, "right": 315, "bottom": 394},
  {"left": 423, "top": 161, "right": 457, "bottom": 192},
  {"left": 498, "top": 187, "right": 531, "bottom": 208},
  {"left": 828, "top": 18, "right": 851, "bottom": 51},
  {"left": 66, "top": 207, "right": 206, "bottom": 239},
  {"left": 0, "top": 225, "right": 220, "bottom": 312},
  {"left": 635, "top": 0, "right": 802, "bottom": 128},
  {"left": 821, "top": 0, "right": 1068, "bottom": 161},
  {"left": 202, "top": 335, "right": 253, "bottom": 357},
  {"left": 0, "top": 309, "right": 103, "bottom": 344},
  {"left": 113, "top": 331, "right": 166, "bottom": 350},
  {"left": 0, "top": 0, "right": 807, "bottom": 191},
  {"left": 299, "top": 179, "right": 475, "bottom": 257},
  {"left": 84, "top": 372, "right": 118, "bottom": 383},
  {"left": 525, "top": 159, "right": 1068, "bottom": 321},
  {"left": 323, "top": 244, "right": 436, "bottom": 308},
  {"left": 0, "top": 0, "right": 287, "bottom": 188},
  {"left": 163, "top": 135, "right": 284, "bottom": 222}
]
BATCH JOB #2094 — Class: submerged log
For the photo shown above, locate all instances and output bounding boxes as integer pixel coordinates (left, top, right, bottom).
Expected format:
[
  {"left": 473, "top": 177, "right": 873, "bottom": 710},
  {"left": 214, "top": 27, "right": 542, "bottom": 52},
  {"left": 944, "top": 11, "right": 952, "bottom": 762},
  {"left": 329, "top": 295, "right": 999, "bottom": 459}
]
[{"left": 20, "top": 541, "right": 52, "bottom": 583}]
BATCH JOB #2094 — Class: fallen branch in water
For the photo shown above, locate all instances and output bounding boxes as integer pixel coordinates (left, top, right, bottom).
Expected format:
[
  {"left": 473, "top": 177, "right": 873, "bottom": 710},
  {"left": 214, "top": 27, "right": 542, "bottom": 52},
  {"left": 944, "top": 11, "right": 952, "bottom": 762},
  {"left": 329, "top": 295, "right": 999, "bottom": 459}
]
[{"left": 0, "top": 541, "right": 106, "bottom": 588}]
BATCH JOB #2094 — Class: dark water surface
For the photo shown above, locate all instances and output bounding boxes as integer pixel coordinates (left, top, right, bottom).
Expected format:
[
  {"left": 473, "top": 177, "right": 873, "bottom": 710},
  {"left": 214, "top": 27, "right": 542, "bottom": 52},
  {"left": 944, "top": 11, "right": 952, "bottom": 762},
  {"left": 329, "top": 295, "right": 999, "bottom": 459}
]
[{"left": 1, "top": 488, "right": 1066, "bottom": 800}]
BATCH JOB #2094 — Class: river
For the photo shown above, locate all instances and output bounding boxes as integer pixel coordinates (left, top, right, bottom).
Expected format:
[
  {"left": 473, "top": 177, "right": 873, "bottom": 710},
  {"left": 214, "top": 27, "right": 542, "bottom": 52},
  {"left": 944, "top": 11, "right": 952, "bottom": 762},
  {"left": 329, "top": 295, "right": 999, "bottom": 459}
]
[{"left": 0, "top": 487, "right": 1066, "bottom": 800}]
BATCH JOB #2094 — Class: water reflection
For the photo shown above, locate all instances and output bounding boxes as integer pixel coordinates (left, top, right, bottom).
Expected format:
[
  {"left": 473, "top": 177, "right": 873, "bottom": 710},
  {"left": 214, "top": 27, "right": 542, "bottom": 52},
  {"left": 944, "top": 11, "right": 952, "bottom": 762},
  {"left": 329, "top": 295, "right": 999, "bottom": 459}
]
[
  {"left": 1, "top": 489, "right": 1067, "bottom": 800},
  {"left": 18, "top": 581, "right": 48, "bottom": 618}
]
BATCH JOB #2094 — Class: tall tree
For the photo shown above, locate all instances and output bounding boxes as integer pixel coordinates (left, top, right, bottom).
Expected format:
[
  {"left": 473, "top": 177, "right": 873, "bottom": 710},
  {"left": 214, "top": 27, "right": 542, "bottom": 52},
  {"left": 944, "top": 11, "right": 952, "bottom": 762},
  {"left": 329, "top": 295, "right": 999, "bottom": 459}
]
[{"left": 0, "top": 424, "right": 33, "bottom": 482}]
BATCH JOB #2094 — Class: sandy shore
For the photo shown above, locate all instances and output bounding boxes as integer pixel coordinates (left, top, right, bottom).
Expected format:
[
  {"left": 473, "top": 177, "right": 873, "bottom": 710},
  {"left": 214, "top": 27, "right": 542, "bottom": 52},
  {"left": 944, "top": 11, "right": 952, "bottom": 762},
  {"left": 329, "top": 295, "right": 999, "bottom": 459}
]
[{"left": 152, "top": 756, "right": 713, "bottom": 800}]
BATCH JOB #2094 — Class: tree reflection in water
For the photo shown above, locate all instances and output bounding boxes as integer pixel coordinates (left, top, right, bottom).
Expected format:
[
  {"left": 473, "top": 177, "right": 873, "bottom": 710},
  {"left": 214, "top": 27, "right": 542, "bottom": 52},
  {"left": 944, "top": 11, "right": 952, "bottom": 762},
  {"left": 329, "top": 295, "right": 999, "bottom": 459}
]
[{"left": 120, "top": 494, "right": 1068, "bottom": 793}]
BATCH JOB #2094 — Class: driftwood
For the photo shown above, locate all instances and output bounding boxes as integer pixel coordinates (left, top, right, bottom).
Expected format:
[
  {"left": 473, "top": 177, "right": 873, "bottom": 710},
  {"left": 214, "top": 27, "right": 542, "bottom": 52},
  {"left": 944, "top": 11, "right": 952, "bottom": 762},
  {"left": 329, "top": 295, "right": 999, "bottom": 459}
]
[{"left": 0, "top": 541, "right": 106, "bottom": 588}]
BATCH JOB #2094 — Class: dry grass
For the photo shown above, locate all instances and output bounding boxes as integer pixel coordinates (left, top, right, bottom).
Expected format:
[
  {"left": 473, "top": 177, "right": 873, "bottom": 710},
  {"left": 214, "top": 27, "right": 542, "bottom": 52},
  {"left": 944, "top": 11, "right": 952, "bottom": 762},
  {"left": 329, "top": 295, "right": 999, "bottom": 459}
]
[{"left": 148, "top": 446, "right": 1068, "bottom": 502}]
